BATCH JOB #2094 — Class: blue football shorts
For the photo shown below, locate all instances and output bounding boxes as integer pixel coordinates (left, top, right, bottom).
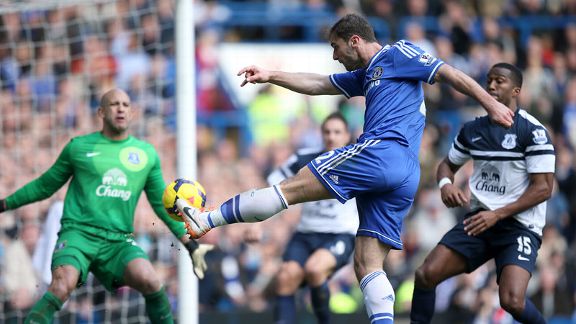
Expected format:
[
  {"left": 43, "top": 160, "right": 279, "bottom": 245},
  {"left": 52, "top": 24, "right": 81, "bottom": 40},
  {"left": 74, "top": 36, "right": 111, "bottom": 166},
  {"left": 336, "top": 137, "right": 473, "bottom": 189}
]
[
  {"left": 439, "top": 209, "right": 542, "bottom": 281},
  {"left": 283, "top": 232, "right": 355, "bottom": 270},
  {"left": 308, "top": 139, "right": 420, "bottom": 249}
]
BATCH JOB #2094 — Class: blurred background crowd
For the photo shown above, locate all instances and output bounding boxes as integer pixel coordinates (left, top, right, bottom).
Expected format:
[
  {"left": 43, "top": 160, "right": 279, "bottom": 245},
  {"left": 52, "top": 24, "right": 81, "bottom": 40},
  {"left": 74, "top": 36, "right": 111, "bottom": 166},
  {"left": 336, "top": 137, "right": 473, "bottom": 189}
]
[{"left": 0, "top": 0, "right": 575, "bottom": 323}]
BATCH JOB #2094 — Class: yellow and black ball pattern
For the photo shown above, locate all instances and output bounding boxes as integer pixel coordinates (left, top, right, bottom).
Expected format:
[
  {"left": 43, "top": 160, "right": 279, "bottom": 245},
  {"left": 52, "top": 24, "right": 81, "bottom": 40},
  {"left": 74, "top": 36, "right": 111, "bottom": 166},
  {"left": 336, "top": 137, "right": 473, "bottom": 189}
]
[{"left": 162, "top": 178, "right": 207, "bottom": 222}]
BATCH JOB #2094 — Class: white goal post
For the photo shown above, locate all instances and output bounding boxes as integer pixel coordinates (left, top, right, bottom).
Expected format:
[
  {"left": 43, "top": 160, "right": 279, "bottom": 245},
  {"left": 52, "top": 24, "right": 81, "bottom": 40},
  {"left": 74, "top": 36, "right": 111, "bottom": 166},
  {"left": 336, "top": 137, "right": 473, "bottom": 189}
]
[{"left": 175, "top": 0, "right": 199, "bottom": 323}]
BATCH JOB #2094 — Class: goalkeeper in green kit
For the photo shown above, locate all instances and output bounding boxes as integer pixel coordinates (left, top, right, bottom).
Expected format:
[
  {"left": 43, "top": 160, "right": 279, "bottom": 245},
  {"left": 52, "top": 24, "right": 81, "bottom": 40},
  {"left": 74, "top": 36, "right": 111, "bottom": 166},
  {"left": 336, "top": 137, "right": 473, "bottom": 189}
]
[{"left": 0, "top": 89, "right": 212, "bottom": 323}]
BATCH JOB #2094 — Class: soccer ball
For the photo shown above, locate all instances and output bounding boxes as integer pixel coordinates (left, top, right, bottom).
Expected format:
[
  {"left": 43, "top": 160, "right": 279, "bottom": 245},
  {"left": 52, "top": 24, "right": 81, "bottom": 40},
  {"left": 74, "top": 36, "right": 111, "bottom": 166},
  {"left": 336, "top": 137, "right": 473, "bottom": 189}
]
[{"left": 162, "top": 178, "right": 207, "bottom": 222}]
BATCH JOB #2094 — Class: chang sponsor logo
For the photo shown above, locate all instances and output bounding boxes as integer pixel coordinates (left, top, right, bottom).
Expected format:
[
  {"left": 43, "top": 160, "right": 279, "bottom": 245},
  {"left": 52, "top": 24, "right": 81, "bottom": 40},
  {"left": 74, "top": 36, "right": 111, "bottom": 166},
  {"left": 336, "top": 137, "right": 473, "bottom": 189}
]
[
  {"left": 96, "top": 168, "right": 132, "bottom": 201},
  {"left": 475, "top": 166, "right": 506, "bottom": 195},
  {"left": 475, "top": 181, "right": 506, "bottom": 195}
]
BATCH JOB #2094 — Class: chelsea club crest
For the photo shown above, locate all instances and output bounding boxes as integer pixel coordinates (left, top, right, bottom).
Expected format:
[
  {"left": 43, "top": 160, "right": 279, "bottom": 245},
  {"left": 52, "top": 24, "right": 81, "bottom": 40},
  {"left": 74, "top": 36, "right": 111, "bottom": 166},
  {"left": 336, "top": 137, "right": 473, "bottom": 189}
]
[
  {"left": 501, "top": 134, "right": 517, "bottom": 149},
  {"left": 372, "top": 67, "right": 383, "bottom": 80}
]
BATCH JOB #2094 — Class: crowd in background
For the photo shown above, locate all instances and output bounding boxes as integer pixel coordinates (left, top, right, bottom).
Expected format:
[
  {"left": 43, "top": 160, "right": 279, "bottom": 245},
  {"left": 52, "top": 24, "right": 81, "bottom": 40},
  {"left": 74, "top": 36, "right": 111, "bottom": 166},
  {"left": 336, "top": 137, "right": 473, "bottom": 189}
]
[{"left": 0, "top": 0, "right": 576, "bottom": 322}]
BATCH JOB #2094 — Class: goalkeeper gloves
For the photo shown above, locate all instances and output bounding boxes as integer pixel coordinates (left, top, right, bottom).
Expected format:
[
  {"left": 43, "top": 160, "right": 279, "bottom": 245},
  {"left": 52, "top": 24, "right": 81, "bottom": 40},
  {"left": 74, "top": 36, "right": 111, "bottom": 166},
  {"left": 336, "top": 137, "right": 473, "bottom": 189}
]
[{"left": 184, "top": 240, "right": 214, "bottom": 280}]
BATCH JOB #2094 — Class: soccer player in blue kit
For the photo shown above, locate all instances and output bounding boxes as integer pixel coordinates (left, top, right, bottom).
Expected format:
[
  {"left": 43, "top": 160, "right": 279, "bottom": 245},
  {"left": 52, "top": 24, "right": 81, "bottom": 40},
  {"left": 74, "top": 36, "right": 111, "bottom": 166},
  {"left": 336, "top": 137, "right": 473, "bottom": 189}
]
[
  {"left": 178, "top": 14, "right": 514, "bottom": 323},
  {"left": 410, "top": 63, "right": 555, "bottom": 324},
  {"left": 267, "top": 112, "right": 359, "bottom": 324}
]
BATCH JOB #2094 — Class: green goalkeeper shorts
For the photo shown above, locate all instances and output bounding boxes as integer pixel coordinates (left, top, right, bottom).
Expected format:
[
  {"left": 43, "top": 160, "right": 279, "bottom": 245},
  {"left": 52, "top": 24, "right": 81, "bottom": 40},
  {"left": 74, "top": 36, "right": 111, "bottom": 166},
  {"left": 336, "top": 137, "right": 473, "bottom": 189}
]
[{"left": 52, "top": 224, "right": 149, "bottom": 291}]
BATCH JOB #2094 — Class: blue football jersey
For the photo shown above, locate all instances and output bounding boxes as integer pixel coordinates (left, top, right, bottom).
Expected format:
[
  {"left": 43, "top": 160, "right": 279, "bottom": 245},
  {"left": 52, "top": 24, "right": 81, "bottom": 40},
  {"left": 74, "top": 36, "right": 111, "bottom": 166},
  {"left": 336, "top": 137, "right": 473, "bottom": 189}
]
[{"left": 330, "top": 40, "right": 444, "bottom": 156}]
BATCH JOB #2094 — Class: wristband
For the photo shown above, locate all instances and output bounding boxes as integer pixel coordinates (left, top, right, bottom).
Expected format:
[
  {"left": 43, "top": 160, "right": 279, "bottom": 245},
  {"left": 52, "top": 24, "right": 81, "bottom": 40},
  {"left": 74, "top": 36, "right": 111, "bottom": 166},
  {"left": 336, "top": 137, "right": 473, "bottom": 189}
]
[
  {"left": 438, "top": 177, "right": 452, "bottom": 189},
  {"left": 184, "top": 239, "right": 199, "bottom": 251}
]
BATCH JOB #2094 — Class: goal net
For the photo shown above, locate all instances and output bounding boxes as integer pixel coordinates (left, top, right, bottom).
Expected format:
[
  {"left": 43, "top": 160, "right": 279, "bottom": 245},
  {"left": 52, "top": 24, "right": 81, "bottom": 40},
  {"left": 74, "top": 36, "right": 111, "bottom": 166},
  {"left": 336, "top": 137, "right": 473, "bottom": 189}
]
[{"left": 0, "top": 0, "right": 184, "bottom": 322}]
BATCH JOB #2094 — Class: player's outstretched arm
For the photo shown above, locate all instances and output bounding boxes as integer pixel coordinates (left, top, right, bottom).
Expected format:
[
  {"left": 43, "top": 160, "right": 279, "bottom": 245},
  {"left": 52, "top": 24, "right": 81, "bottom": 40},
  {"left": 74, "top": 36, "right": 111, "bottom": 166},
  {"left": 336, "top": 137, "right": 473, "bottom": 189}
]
[
  {"left": 237, "top": 65, "right": 340, "bottom": 95},
  {"left": 181, "top": 236, "right": 214, "bottom": 280},
  {"left": 434, "top": 64, "right": 514, "bottom": 128}
]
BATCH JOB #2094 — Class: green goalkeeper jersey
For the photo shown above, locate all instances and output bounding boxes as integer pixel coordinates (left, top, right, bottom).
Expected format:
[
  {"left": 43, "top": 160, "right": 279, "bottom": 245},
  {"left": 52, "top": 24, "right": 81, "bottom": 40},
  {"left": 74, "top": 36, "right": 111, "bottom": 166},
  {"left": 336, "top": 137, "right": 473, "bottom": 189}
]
[{"left": 5, "top": 131, "right": 186, "bottom": 238}]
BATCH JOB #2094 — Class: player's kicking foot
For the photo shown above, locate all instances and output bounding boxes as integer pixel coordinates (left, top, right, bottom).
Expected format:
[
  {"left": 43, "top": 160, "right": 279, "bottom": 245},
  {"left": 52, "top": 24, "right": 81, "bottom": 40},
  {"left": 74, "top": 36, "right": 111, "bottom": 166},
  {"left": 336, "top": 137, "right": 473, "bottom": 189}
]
[{"left": 176, "top": 199, "right": 211, "bottom": 239}]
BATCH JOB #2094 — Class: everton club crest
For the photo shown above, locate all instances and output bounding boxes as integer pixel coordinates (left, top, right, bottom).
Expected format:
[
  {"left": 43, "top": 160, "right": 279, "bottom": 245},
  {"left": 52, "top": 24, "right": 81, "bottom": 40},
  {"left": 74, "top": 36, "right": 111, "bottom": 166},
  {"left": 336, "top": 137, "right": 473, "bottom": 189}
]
[
  {"left": 128, "top": 152, "right": 140, "bottom": 164},
  {"left": 501, "top": 134, "right": 517, "bottom": 149}
]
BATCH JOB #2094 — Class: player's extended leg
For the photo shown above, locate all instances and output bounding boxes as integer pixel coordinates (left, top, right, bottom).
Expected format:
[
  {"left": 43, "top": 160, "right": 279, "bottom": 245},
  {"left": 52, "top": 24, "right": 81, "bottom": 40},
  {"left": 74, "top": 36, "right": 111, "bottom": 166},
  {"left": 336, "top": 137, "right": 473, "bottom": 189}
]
[
  {"left": 25, "top": 265, "right": 80, "bottom": 323},
  {"left": 304, "top": 249, "right": 338, "bottom": 324},
  {"left": 410, "top": 244, "right": 468, "bottom": 324},
  {"left": 498, "top": 265, "right": 545, "bottom": 324},
  {"left": 178, "top": 166, "right": 332, "bottom": 238},
  {"left": 123, "top": 258, "right": 173, "bottom": 324},
  {"left": 274, "top": 261, "right": 305, "bottom": 324},
  {"left": 354, "top": 236, "right": 394, "bottom": 324}
]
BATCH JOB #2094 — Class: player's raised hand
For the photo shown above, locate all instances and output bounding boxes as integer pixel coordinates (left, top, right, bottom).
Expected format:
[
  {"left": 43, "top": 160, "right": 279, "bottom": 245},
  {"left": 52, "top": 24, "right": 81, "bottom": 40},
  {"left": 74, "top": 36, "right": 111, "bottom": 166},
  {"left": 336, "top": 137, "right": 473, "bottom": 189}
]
[
  {"left": 440, "top": 184, "right": 468, "bottom": 208},
  {"left": 237, "top": 65, "right": 271, "bottom": 87},
  {"left": 486, "top": 100, "right": 514, "bottom": 128},
  {"left": 184, "top": 240, "right": 214, "bottom": 280},
  {"left": 463, "top": 210, "right": 501, "bottom": 236}
]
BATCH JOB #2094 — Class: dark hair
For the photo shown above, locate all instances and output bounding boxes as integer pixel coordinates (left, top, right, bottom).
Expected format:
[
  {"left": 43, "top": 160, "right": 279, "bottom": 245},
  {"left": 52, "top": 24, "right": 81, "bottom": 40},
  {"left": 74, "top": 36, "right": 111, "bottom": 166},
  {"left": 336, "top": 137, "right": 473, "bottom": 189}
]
[
  {"left": 492, "top": 62, "right": 523, "bottom": 87},
  {"left": 321, "top": 112, "right": 349, "bottom": 131},
  {"left": 329, "top": 13, "right": 377, "bottom": 43}
]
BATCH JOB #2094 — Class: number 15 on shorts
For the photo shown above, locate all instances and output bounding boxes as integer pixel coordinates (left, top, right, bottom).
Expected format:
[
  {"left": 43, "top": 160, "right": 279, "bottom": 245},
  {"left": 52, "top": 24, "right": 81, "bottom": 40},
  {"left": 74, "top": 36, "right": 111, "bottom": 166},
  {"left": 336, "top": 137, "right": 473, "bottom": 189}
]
[{"left": 517, "top": 236, "right": 532, "bottom": 261}]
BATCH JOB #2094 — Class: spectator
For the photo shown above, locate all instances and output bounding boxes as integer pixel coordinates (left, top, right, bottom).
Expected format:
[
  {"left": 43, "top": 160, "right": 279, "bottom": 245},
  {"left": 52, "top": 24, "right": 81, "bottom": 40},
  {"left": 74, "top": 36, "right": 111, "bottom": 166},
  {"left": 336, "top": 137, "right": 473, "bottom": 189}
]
[
  {"left": 531, "top": 264, "right": 573, "bottom": 319},
  {"left": 114, "top": 32, "right": 149, "bottom": 89},
  {"left": 2, "top": 216, "right": 40, "bottom": 312}
]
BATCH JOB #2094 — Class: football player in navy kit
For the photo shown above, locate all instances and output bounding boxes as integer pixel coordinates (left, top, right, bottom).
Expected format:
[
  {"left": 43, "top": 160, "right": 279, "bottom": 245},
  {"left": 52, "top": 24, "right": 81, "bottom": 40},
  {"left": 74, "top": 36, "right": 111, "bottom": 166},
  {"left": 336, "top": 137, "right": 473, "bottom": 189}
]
[{"left": 410, "top": 63, "right": 555, "bottom": 324}]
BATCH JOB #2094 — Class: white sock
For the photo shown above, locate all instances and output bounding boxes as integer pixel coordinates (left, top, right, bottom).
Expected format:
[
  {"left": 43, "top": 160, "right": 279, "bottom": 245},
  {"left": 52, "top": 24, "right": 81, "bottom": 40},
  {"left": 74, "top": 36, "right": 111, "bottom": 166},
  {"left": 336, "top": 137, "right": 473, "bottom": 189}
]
[
  {"left": 360, "top": 271, "right": 394, "bottom": 324},
  {"left": 203, "top": 185, "right": 288, "bottom": 227}
]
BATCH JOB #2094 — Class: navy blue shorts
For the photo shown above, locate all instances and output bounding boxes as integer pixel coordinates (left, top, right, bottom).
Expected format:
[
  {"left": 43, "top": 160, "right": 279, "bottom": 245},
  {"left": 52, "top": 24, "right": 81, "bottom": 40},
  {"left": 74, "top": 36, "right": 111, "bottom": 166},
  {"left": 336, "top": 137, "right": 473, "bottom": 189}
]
[
  {"left": 308, "top": 139, "right": 420, "bottom": 249},
  {"left": 283, "top": 232, "right": 355, "bottom": 270},
  {"left": 439, "top": 210, "right": 542, "bottom": 281}
]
